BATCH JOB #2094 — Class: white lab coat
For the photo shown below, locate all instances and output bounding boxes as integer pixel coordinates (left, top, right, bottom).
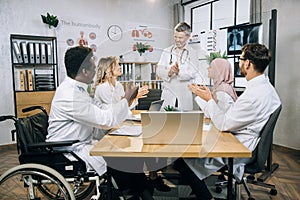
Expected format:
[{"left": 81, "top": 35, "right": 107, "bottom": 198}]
[
  {"left": 195, "top": 91, "right": 235, "bottom": 118},
  {"left": 47, "top": 77, "right": 131, "bottom": 176},
  {"left": 184, "top": 75, "right": 281, "bottom": 181},
  {"left": 157, "top": 44, "right": 207, "bottom": 111},
  {"left": 94, "top": 81, "right": 138, "bottom": 110}
]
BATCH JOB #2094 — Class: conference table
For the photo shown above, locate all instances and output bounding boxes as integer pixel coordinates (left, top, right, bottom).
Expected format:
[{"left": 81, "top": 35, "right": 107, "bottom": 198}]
[{"left": 90, "top": 117, "right": 251, "bottom": 200}]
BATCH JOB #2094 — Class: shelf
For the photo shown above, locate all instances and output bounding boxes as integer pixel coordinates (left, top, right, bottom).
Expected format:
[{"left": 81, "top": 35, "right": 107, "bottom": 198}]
[
  {"left": 15, "top": 91, "right": 55, "bottom": 118},
  {"left": 10, "top": 34, "right": 58, "bottom": 117},
  {"left": 118, "top": 62, "right": 162, "bottom": 90}
]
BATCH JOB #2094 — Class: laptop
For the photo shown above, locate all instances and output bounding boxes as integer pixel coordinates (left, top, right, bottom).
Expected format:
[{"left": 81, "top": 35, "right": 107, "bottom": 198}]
[
  {"left": 148, "top": 99, "right": 164, "bottom": 111},
  {"left": 129, "top": 99, "right": 164, "bottom": 121},
  {"left": 141, "top": 111, "right": 204, "bottom": 145}
]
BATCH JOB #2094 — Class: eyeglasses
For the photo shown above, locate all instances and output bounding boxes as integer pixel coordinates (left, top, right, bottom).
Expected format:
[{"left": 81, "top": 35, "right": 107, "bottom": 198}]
[{"left": 239, "top": 57, "right": 247, "bottom": 61}]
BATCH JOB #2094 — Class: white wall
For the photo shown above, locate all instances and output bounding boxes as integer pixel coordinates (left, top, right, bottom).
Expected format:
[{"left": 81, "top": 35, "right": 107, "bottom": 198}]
[
  {"left": 261, "top": 0, "right": 300, "bottom": 150},
  {"left": 0, "top": 0, "right": 179, "bottom": 145}
]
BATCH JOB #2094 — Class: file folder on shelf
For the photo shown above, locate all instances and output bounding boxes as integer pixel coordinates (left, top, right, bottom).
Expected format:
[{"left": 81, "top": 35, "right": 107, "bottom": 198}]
[
  {"left": 46, "top": 43, "right": 53, "bottom": 64},
  {"left": 25, "top": 69, "right": 34, "bottom": 91},
  {"left": 16, "top": 69, "right": 26, "bottom": 91},
  {"left": 27, "top": 42, "right": 35, "bottom": 64},
  {"left": 40, "top": 43, "right": 47, "bottom": 64},
  {"left": 20, "top": 41, "right": 29, "bottom": 63},
  {"left": 34, "top": 43, "right": 41, "bottom": 64},
  {"left": 12, "top": 41, "right": 23, "bottom": 63}
]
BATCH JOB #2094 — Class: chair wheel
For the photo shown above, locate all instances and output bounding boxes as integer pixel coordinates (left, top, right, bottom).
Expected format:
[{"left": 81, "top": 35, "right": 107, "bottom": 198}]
[
  {"left": 270, "top": 188, "right": 277, "bottom": 195},
  {"left": 215, "top": 186, "right": 222, "bottom": 194}
]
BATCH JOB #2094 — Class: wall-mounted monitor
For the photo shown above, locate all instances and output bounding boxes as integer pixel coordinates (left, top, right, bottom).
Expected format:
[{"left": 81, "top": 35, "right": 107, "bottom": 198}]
[{"left": 227, "top": 23, "right": 263, "bottom": 55}]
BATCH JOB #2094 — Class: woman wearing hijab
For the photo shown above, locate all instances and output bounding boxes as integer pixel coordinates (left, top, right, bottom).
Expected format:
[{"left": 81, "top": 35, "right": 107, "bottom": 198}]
[
  {"left": 174, "top": 58, "right": 238, "bottom": 200},
  {"left": 189, "top": 58, "right": 237, "bottom": 117}
]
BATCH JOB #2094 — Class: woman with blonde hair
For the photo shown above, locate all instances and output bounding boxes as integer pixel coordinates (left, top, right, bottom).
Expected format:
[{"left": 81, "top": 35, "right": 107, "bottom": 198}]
[
  {"left": 92, "top": 56, "right": 148, "bottom": 109},
  {"left": 93, "top": 56, "right": 170, "bottom": 192}
]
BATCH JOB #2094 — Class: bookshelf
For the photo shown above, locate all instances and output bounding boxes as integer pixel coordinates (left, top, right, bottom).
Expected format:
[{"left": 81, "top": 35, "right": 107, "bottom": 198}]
[
  {"left": 10, "top": 34, "right": 58, "bottom": 118},
  {"left": 118, "top": 62, "right": 163, "bottom": 90}
]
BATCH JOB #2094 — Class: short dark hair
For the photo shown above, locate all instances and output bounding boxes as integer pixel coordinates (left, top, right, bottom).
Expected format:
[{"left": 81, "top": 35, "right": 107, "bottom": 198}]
[
  {"left": 241, "top": 43, "right": 271, "bottom": 73},
  {"left": 64, "top": 46, "right": 94, "bottom": 78},
  {"left": 174, "top": 22, "right": 191, "bottom": 36}
]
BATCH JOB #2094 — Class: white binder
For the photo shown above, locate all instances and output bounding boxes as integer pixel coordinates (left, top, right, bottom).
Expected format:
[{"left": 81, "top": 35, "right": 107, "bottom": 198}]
[{"left": 12, "top": 41, "right": 23, "bottom": 63}]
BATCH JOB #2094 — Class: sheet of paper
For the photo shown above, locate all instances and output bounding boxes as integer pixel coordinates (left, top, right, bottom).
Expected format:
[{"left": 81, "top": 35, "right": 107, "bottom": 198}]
[
  {"left": 126, "top": 113, "right": 141, "bottom": 121},
  {"left": 109, "top": 125, "right": 142, "bottom": 136},
  {"left": 203, "top": 122, "right": 212, "bottom": 131}
]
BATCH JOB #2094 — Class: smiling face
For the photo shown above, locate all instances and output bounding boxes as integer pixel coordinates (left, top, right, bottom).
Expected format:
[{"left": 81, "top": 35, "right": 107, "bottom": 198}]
[{"left": 174, "top": 31, "right": 190, "bottom": 49}]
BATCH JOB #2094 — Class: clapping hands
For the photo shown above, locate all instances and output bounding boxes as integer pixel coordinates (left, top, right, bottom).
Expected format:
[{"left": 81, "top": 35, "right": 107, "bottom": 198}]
[
  {"left": 188, "top": 83, "right": 212, "bottom": 102},
  {"left": 136, "top": 85, "right": 149, "bottom": 99},
  {"left": 124, "top": 84, "right": 149, "bottom": 106},
  {"left": 124, "top": 83, "right": 139, "bottom": 106},
  {"left": 168, "top": 62, "right": 179, "bottom": 77}
]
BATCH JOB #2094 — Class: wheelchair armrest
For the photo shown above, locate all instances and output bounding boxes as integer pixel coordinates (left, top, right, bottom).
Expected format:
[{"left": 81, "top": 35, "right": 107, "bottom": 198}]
[{"left": 27, "top": 140, "right": 80, "bottom": 149}]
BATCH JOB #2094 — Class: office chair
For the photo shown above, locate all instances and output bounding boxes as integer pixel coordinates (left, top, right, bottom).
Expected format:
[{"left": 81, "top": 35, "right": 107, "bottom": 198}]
[
  {"left": 136, "top": 89, "right": 162, "bottom": 110},
  {"left": 215, "top": 105, "right": 282, "bottom": 200}
]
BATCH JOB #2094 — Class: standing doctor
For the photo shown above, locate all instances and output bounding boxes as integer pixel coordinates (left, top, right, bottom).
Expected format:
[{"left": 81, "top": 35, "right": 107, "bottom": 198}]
[{"left": 157, "top": 22, "right": 207, "bottom": 111}]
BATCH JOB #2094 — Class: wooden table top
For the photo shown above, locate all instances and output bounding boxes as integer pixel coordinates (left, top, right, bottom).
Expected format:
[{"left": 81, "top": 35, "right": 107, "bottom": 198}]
[{"left": 90, "top": 122, "right": 251, "bottom": 159}]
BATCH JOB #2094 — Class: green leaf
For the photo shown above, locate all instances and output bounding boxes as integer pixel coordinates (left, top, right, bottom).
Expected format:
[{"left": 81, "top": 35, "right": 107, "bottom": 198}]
[
  {"left": 206, "top": 50, "right": 227, "bottom": 64},
  {"left": 41, "top": 13, "right": 59, "bottom": 28}
]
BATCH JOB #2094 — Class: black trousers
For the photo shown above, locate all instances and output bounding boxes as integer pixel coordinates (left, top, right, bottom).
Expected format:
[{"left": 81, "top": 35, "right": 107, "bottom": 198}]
[
  {"left": 174, "top": 158, "right": 213, "bottom": 200},
  {"left": 106, "top": 157, "right": 152, "bottom": 195}
]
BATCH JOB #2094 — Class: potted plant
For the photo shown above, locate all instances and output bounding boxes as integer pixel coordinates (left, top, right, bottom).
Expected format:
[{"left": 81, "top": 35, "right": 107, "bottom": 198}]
[
  {"left": 41, "top": 13, "right": 59, "bottom": 29},
  {"left": 133, "top": 42, "right": 153, "bottom": 56}
]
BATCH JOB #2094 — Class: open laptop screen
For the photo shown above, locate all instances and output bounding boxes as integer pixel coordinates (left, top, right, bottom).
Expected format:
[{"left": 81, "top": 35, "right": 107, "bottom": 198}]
[{"left": 148, "top": 99, "right": 164, "bottom": 111}]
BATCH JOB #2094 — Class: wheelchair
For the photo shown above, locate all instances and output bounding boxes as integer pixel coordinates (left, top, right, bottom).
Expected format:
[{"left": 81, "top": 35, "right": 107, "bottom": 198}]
[{"left": 0, "top": 105, "right": 116, "bottom": 200}]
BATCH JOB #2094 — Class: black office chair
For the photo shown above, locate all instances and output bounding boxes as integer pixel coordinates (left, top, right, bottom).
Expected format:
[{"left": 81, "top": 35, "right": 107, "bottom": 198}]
[
  {"left": 136, "top": 89, "right": 162, "bottom": 110},
  {"left": 216, "top": 105, "right": 282, "bottom": 200}
]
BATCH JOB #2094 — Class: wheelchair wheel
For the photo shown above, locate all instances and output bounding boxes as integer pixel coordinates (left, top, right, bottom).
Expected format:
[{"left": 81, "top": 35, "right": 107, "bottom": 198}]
[
  {"left": 38, "top": 177, "right": 96, "bottom": 200},
  {"left": 0, "top": 163, "right": 75, "bottom": 200}
]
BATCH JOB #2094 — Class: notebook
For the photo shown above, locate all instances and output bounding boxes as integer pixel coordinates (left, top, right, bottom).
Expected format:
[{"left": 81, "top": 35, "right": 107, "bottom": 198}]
[{"left": 141, "top": 111, "right": 204, "bottom": 145}]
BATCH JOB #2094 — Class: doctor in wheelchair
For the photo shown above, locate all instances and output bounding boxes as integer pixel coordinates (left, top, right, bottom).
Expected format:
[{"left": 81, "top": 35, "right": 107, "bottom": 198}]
[{"left": 47, "top": 46, "right": 154, "bottom": 200}]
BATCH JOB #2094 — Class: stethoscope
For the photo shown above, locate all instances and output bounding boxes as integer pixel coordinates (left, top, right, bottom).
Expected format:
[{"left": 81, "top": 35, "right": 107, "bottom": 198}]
[{"left": 169, "top": 45, "right": 189, "bottom": 65}]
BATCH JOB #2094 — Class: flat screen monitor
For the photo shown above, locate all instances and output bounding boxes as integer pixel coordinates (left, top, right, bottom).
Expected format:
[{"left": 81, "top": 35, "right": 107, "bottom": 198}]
[{"left": 227, "top": 23, "right": 263, "bottom": 55}]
